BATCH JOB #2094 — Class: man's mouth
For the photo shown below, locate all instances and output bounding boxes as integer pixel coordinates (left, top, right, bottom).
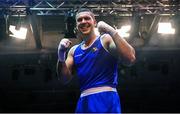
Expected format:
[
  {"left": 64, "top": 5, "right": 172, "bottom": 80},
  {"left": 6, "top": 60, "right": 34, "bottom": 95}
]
[{"left": 80, "top": 24, "right": 90, "bottom": 30}]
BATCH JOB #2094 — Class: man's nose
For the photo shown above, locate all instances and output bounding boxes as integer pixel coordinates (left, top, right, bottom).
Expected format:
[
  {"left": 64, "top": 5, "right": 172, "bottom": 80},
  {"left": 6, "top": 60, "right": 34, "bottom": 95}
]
[{"left": 81, "top": 18, "right": 86, "bottom": 23}]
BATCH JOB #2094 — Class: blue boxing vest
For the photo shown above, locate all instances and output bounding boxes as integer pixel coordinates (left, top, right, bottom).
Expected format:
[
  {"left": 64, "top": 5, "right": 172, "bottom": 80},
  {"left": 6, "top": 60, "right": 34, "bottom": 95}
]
[{"left": 73, "top": 36, "right": 118, "bottom": 92}]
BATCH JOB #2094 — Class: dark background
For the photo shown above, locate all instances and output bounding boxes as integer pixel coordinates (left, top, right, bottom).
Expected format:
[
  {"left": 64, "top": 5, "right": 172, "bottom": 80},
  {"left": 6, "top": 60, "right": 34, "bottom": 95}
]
[
  {"left": 0, "top": 0, "right": 180, "bottom": 113},
  {"left": 0, "top": 48, "right": 180, "bottom": 113}
]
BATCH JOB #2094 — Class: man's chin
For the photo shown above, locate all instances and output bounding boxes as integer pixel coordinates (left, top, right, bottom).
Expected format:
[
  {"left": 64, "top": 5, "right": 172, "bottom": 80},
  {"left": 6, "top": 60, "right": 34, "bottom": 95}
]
[{"left": 81, "top": 31, "right": 91, "bottom": 35}]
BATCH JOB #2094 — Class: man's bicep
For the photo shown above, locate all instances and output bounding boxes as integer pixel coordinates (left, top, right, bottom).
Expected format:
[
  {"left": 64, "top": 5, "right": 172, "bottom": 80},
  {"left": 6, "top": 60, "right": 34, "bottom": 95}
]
[
  {"left": 105, "top": 35, "right": 119, "bottom": 58},
  {"left": 101, "top": 34, "right": 118, "bottom": 58},
  {"left": 65, "top": 49, "right": 74, "bottom": 72},
  {"left": 109, "top": 40, "right": 118, "bottom": 56}
]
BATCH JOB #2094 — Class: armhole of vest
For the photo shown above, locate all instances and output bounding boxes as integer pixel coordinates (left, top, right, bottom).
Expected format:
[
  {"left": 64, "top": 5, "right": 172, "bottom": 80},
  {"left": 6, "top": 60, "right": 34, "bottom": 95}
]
[
  {"left": 100, "top": 34, "right": 110, "bottom": 53},
  {"left": 100, "top": 34, "right": 114, "bottom": 55},
  {"left": 71, "top": 44, "right": 79, "bottom": 58},
  {"left": 100, "top": 34, "right": 119, "bottom": 60}
]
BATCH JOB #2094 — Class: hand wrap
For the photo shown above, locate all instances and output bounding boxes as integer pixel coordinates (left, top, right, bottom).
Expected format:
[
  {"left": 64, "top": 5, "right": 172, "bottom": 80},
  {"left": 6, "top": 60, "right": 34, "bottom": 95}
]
[
  {"left": 58, "top": 39, "right": 71, "bottom": 62},
  {"left": 97, "top": 21, "right": 117, "bottom": 36}
]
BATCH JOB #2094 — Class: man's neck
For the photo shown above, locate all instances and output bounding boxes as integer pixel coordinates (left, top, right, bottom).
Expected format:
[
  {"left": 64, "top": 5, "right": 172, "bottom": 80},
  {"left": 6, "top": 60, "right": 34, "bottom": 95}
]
[{"left": 83, "top": 33, "right": 97, "bottom": 48}]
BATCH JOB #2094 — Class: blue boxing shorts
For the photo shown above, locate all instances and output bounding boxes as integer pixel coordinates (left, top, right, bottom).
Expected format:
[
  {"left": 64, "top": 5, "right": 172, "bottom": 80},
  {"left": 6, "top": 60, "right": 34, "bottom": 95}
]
[{"left": 75, "top": 88, "right": 121, "bottom": 113}]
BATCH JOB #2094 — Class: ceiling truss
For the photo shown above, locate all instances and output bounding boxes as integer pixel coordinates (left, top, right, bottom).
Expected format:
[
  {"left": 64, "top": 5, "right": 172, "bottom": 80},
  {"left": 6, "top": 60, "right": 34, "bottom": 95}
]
[{"left": 0, "top": 0, "right": 179, "bottom": 16}]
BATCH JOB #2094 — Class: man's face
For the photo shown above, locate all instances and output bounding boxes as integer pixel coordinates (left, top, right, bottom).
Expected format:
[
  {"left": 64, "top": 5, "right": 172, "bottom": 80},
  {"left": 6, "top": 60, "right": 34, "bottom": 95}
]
[{"left": 76, "top": 12, "right": 96, "bottom": 36}]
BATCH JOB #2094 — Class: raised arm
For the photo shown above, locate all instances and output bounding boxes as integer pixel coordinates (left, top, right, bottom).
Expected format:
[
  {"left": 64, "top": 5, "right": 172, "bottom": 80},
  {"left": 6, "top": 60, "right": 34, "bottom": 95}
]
[
  {"left": 97, "top": 21, "right": 136, "bottom": 64},
  {"left": 56, "top": 38, "right": 75, "bottom": 84}
]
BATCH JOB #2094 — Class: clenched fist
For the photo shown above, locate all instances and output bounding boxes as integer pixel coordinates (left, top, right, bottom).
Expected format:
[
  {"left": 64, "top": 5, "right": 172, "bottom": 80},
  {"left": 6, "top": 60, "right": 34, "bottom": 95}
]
[
  {"left": 97, "top": 21, "right": 117, "bottom": 36},
  {"left": 58, "top": 38, "right": 72, "bottom": 62}
]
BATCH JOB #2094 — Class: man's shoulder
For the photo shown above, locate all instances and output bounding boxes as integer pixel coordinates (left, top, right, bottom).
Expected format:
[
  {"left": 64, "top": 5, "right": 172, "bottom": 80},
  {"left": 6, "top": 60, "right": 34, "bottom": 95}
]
[
  {"left": 100, "top": 33, "right": 113, "bottom": 46},
  {"left": 69, "top": 44, "right": 80, "bottom": 55},
  {"left": 100, "top": 33, "right": 112, "bottom": 41}
]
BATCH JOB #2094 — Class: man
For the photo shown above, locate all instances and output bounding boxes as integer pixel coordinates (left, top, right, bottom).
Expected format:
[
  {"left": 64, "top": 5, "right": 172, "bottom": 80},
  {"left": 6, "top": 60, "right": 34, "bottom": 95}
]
[{"left": 57, "top": 8, "right": 136, "bottom": 113}]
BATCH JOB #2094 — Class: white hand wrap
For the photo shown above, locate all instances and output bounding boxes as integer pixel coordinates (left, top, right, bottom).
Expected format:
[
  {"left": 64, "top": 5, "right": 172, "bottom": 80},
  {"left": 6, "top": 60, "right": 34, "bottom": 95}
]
[
  {"left": 58, "top": 39, "right": 71, "bottom": 62},
  {"left": 97, "top": 21, "right": 117, "bottom": 36}
]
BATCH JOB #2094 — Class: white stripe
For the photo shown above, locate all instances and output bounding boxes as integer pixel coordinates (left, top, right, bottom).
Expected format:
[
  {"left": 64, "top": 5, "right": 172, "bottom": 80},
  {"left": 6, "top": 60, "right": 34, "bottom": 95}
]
[{"left": 80, "top": 86, "right": 117, "bottom": 97}]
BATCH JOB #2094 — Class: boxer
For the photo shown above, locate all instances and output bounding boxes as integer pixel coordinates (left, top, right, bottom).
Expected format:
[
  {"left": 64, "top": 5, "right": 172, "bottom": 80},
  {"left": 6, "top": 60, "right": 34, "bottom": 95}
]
[{"left": 57, "top": 8, "right": 135, "bottom": 113}]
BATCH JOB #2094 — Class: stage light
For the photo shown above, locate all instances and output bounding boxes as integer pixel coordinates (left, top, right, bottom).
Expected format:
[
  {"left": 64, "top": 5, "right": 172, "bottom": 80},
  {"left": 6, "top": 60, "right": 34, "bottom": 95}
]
[
  {"left": 158, "top": 22, "right": 175, "bottom": 34},
  {"left": 94, "top": 28, "right": 100, "bottom": 36},
  {"left": 9, "top": 25, "right": 27, "bottom": 39},
  {"left": 116, "top": 25, "right": 131, "bottom": 38}
]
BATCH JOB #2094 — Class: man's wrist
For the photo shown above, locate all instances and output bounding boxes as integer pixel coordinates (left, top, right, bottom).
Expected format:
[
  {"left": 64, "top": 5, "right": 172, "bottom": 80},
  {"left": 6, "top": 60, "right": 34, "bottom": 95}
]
[
  {"left": 58, "top": 51, "right": 66, "bottom": 62},
  {"left": 109, "top": 30, "right": 118, "bottom": 37}
]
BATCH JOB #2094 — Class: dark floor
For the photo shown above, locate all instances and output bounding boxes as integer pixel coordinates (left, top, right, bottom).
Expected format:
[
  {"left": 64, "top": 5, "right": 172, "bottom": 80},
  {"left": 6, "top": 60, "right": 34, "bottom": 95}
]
[{"left": 0, "top": 48, "right": 180, "bottom": 113}]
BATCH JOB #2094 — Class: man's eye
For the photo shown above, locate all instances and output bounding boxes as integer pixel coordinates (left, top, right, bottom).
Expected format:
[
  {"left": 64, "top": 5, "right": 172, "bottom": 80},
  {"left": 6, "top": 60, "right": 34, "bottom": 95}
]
[
  {"left": 77, "top": 18, "right": 82, "bottom": 22},
  {"left": 84, "top": 17, "right": 90, "bottom": 20}
]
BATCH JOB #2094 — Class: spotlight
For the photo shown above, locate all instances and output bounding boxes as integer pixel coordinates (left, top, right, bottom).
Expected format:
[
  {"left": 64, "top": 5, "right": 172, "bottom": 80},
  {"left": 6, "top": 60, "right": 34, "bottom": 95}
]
[
  {"left": 158, "top": 22, "right": 175, "bottom": 34},
  {"left": 94, "top": 28, "right": 100, "bottom": 36},
  {"left": 9, "top": 25, "right": 27, "bottom": 39},
  {"left": 116, "top": 25, "right": 131, "bottom": 38}
]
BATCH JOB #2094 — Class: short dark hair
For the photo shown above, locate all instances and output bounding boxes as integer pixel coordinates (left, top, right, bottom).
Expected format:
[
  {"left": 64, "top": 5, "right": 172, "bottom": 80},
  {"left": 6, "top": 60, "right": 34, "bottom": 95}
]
[
  {"left": 76, "top": 8, "right": 92, "bottom": 14},
  {"left": 75, "top": 8, "right": 95, "bottom": 20}
]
